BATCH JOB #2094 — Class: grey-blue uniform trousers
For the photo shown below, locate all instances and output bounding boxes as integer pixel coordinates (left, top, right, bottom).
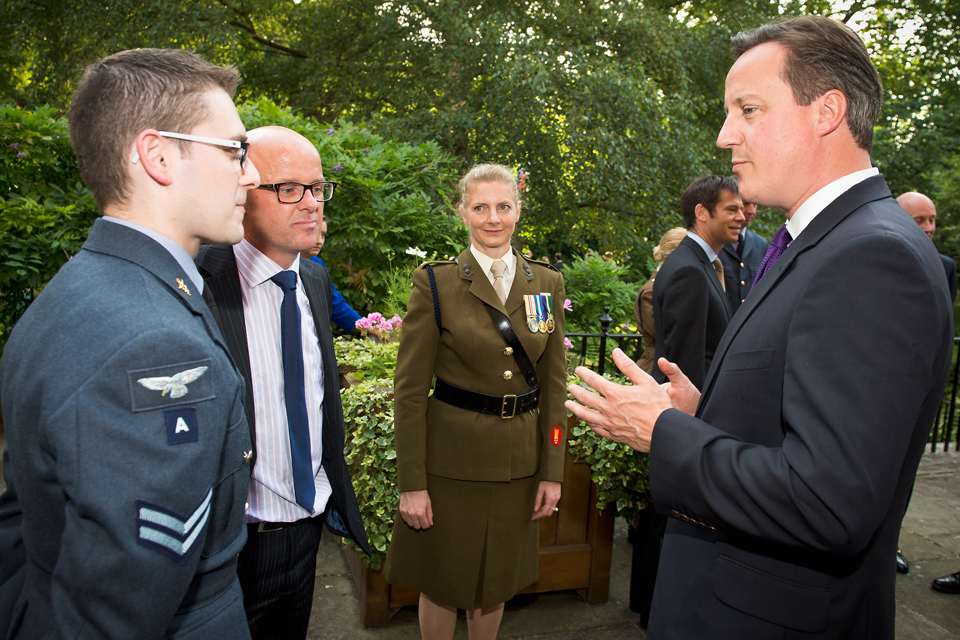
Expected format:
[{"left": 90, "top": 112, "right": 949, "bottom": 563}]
[{"left": 0, "top": 219, "right": 253, "bottom": 639}]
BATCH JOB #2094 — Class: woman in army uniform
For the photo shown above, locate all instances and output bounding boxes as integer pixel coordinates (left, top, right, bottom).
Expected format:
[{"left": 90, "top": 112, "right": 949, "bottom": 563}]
[{"left": 384, "top": 164, "right": 567, "bottom": 640}]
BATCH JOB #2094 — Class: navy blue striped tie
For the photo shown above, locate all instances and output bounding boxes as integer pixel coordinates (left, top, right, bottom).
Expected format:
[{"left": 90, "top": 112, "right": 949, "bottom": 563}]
[{"left": 270, "top": 270, "right": 315, "bottom": 513}]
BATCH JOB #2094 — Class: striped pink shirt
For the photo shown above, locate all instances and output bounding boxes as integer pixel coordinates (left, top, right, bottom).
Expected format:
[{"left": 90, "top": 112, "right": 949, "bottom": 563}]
[{"left": 234, "top": 238, "right": 332, "bottom": 523}]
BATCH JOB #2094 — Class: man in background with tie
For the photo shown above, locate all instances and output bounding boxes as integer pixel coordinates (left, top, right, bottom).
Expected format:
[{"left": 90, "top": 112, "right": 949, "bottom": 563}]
[
  {"left": 567, "top": 16, "right": 953, "bottom": 638},
  {"left": 651, "top": 174, "right": 743, "bottom": 391},
  {"left": 197, "top": 126, "right": 369, "bottom": 640},
  {"left": 719, "top": 200, "right": 769, "bottom": 312}
]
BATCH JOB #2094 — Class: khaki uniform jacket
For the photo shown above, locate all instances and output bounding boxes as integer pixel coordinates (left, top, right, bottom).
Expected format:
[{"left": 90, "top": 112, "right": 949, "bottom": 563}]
[{"left": 393, "top": 247, "right": 567, "bottom": 491}]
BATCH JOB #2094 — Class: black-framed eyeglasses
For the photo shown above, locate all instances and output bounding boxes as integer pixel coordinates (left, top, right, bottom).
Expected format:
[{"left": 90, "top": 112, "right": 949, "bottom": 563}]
[
  {"left": 158, "top": 131, "right": 249, "bottom": 169},
  {"left": 256, "top": 181, "right": 338, "bottom": 204}
]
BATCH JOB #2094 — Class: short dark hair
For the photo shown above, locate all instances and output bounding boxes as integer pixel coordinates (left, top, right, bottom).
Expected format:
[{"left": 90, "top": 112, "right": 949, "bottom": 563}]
[
  {"left": 68, "top": 49, "right": 240, "bottom": 211},
  {"left": 731, "top": 16, "right": 882, "bottom": 153},
  {"left": 681, "top": 175, "right": 739, "bottom": 230}
]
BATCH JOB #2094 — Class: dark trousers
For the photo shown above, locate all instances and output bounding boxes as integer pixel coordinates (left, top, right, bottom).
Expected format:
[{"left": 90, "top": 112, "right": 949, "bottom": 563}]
[
  {"left": 238, "top": 516, "right": 324, "bottom": 640},
  {"left": 628, "top": 506, "right": 667, "bottom": 629}
]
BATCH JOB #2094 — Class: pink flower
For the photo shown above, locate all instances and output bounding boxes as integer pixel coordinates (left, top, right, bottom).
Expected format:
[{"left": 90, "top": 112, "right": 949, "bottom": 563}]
[
  {"left": 564, "top": 337, "right": 574, "bottom": 350},
  {"left": 368, "top": 312, "right": 384, "bottom": 323},
  {"left": 563, "top": 298, "right": 572, "bottom": 311}
]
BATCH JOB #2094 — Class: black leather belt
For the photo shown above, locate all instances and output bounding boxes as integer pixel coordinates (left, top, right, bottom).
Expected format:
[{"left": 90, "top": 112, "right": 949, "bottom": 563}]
[{"left": 433, "top": 378, "right": 539, "bottom": 419}]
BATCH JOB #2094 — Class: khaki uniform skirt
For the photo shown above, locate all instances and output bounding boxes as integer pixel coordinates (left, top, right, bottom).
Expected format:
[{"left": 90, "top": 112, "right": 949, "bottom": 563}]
[{"left": 384, "top": 472, "right": 540, "bottom": 610}]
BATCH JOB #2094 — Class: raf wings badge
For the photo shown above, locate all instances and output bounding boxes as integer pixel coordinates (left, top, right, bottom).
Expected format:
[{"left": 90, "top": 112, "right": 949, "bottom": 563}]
[
  {"left": 137, "top": 366, "right": 209, "bottom": 399},
  {"left": 176, "top": 278, "right": 191, "bottom": 296}
]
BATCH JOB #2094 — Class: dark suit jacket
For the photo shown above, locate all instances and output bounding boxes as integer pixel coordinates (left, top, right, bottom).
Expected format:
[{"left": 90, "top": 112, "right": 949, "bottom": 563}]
[
  {"left": 647, "top": 176, "right": 954, "bottom": 639},
  {"left": 720, "top": 228, "right": 769, "bottom": 312},
  {"left": 940, "top": 253, "right": 957, "bottom": 302},
  {"left": 1, "top": 220, "right": 252, "bottom": 639},
  {"left": 652, "top": 235, "right": 733, "bottom": 391},
  {"left": 197, "top": 245, "right": 370, "bottom": 555}
]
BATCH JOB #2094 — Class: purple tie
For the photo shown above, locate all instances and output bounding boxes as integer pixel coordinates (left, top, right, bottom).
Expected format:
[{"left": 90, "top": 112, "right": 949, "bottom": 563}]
[{"left": 752, "top": 225, "right": 792, "bottom": 288}]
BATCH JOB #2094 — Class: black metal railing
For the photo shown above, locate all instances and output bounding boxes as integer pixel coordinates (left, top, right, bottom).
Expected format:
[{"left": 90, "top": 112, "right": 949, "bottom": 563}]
[
  {"left": 565, "top": 307, "right": 642, "bottom": 376},
  {"left": 929, "top": 337, "right": 960, "bottom": 452}
]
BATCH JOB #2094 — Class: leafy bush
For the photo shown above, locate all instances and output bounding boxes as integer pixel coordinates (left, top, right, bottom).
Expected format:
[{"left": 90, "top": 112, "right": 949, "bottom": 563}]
[
  {"left": 561, "top": 251, "right": 638, "bottom": 332},
  {"left": 0, "top": 105, "right": 98, "bottom": 352},
  {"left": 238, "top": 99, "right": 468, "bottom": 314}
]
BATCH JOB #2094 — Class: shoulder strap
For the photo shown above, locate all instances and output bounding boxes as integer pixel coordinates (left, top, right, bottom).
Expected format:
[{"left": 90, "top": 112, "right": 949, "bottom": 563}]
[
  {"left": 424, "top": 264, "right": 442, "bottom": 333},
  {"left": 481, "top": 302, "right": 538, "bottom": 389}
]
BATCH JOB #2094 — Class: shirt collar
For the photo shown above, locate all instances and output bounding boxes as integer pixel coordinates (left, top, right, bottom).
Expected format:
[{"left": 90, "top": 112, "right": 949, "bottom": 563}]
[
  {"left": 786, "top": 168, "right": 879, "bottom": 240},
  {"left": 469, "top": 244, "right": 517, "bottom": 277},
  {"left": 234, "top": 237, "right": 302, "bottom": 288},
  {"left": 686, "top": 231, "right": 719, "bottom": 262},
  {"left": 101, "top": 216, "right": 204, "bottom": 295}
]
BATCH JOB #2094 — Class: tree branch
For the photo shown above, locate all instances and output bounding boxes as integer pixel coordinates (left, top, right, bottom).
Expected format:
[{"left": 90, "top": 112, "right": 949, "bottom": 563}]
[{"left": 217, "top": 0, "right": 310, "bottom": 59}]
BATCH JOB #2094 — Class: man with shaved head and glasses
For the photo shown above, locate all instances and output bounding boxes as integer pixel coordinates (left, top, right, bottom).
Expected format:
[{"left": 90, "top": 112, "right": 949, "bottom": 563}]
[
  {"left": 0, "top": 49, "right": 260, "bottom": 638},
  {"left": 197, "top": 126, "right": 369, "bottom": 640}
]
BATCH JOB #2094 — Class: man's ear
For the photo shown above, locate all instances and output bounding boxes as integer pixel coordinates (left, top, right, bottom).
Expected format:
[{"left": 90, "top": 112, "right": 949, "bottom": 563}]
[
  {"left": 816, "top": 89, "right": 847, "bottom": 138},
  {"left": 694, "top": 203, "right": 710, "bottom": 222},
  {"left": 134, "top": 130, "right": 174, "bottom": 186}
]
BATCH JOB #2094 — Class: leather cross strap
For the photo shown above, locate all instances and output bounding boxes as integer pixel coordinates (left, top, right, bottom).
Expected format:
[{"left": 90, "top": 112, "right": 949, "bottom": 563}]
[{"left": 482, "top": 301, "right": 538, "bottom": 389}]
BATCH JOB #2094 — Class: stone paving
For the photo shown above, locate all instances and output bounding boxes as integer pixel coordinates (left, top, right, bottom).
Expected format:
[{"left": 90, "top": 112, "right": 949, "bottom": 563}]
[{"left": 0, "top": 434, "right": 958, "bottom": 638}]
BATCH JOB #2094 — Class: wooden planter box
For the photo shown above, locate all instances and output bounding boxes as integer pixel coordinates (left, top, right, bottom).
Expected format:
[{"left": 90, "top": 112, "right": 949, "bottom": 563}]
[{"left": 343, "top": 416, "right": 615, "bottom": 628}]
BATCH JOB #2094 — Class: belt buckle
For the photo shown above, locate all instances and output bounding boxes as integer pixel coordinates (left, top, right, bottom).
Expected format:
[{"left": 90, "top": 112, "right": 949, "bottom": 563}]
[
  {"left": 501, "top": 394, "right": 518, "bottom": 419},
  {"left": 257, "top": 521, "right": 284, "bottom": 533}
]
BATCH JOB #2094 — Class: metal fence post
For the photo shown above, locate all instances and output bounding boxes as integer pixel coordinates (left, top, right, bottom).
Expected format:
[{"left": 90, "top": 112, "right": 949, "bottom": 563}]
[{"left": 598, "top": 307, "right": 612, "bottom": 376}]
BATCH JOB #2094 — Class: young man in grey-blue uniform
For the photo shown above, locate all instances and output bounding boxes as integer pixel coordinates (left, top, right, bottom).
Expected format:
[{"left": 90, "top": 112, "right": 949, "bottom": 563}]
[{"left": 0, "top": 48, "right": 261, "bottom": 638}]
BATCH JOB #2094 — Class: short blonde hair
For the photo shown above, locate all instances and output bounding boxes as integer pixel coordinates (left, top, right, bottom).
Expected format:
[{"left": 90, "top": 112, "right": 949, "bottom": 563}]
[
  {"left": 653, "top": 227, "right": 687, "bottom": 263},
  {"left": 458, "top": 164, "right": 520, "bottom": 206}
]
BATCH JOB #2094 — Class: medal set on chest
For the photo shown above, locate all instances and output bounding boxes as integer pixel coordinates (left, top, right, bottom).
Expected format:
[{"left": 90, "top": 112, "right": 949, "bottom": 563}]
[{"left": 523, "top": 293, "right": 555, "bottom": 334}]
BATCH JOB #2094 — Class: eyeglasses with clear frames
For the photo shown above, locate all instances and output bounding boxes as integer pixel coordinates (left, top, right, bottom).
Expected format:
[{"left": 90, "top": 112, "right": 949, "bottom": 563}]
[
  {"left": 158, "top": 131, "right": 249, "bottom": 169},
  {"left": 256, "top": 182, "right": 338, "bottom": 204}
]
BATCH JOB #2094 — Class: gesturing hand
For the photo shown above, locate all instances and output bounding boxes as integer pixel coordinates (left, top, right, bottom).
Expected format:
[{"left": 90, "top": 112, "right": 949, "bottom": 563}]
[{"left": 565, "top": 349, "right": 694, "bottom": 452}]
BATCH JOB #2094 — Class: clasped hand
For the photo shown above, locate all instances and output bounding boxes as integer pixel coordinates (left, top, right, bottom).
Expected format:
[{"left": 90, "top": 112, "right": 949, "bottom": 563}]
[{"left": 564, "top": 349, "right": 700, "bottom": 453}]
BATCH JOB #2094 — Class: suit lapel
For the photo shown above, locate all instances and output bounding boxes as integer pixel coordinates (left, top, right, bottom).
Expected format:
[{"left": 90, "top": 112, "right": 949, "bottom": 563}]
[
  {"left": 699, "top": 175, "right": 893, "bottom": 404},
  {"left": 196, "top": 245, "right": 255, "bottom": 438},
  {"left": 684, "top": 236, "right": 730, "bottom": 319},
  {"left": 458, "top": 246, "right": 503, "bottom": 311}
]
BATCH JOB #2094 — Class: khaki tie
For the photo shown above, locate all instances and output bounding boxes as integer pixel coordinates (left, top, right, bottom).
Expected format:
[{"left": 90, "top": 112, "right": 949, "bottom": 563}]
[
  {"left": 491, "top": 259, "right": 507, "bottom": 304},
  {"left": 712, "top": 257, "right": 726, "bottom": 292}
]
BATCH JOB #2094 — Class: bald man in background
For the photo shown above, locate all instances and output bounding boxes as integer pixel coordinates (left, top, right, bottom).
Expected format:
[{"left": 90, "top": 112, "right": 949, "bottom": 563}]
[
  {"left": 896, "top": 190, "right": 958, "bottom": 589},
  {"left": 899, "top": 191, "right": 956, "bottom": 302}
]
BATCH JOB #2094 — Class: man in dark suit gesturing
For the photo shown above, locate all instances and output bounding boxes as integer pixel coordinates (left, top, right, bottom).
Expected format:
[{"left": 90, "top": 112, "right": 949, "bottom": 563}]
[
  {"left": 197, "top": 126, "right": 369, "bottom": 640},
  {"left": 719, "top": 200, "right": 769, "bottom": 311},
  {"left": 652, "top": 175, "right": 742, "bottom": 391},
  {"left": 567, "top": 16, "right": 953, "bottom": 639}
]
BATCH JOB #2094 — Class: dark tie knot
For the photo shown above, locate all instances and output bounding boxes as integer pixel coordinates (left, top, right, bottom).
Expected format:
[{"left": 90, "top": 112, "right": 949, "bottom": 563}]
[{"left": 270, "top": 270, "right": 298, "bottom": 291}]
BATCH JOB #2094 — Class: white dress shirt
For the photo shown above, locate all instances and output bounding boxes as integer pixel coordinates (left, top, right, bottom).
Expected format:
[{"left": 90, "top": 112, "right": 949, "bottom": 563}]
[
  {"left": 786, "top": 168, "right": 879, "bottom": 240},
  {"left": 470, "top": 245, "right": 518, "bottom": 301},
  {"left": 234, "top": 238, "right": 331, "bottom": 523}
]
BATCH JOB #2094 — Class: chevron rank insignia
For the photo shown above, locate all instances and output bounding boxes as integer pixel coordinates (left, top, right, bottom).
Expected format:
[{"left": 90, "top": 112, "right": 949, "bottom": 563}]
[{"left": 136, "top": 488, "right": 212, "bottom": 565}]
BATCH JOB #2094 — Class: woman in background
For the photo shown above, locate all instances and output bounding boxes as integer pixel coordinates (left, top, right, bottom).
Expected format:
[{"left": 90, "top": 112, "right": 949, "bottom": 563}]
[{"left": 634, "top": 227, "right": 687, "bottom": 374}]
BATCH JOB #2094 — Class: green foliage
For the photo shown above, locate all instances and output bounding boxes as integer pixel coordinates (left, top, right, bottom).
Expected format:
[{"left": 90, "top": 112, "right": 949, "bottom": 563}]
[
  {"left": 238, "top": 99, "right": 467, "bottom": 313},
  {"left": 561, "top": 252, "right": 638, "bottom": 333},
  {"left": 0, "top": 105, "right": 98, "bottom": 351},
  {"left": 339, "top": 378, "right": 398, "bottom": 567}
]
